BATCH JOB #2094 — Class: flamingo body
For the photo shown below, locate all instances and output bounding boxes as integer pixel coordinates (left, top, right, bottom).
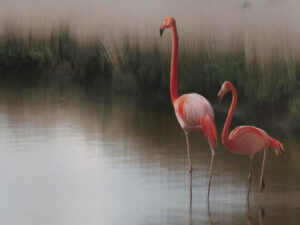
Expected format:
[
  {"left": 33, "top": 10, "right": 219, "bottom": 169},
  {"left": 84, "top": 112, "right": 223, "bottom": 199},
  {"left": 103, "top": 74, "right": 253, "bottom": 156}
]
[
  {"left": 227, "top": 126, "right": 269, "bottom": 155},
  {"left": 174, "top": 93, "right": 214, "bottom": 132}
]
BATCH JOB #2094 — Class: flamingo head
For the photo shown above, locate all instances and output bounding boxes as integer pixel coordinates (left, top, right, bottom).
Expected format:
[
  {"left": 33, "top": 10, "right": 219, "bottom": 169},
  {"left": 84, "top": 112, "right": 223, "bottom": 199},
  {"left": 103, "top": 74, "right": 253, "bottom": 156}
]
[
  {"left": 218, "top": 81, "right": 233, "bottom": 99},
  {"left": 160, "top": 16, "right": 176, "bottom": 37}
]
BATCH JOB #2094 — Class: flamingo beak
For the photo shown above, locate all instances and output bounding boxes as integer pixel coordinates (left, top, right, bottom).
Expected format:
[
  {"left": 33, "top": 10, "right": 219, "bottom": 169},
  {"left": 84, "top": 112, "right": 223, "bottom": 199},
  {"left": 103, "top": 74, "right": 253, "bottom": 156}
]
[
  {"left": 160, "top": 27, "right": 164, "bottom": 37},
  {"left": 218, "top": 88, "right": 225, "bottom": 100},
  {"left": 160, "top": 28, "right": 164, "bottom": 37},
  {"left": 160, "top": 25, "right": 166, "bottom": 37}
]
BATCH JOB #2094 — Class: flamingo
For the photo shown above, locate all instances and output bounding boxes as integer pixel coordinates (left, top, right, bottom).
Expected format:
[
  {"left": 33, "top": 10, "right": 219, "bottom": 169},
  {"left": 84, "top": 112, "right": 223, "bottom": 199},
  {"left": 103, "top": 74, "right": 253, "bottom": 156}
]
[
  {"left": 218, "top": 81, "right": 285, "bottom": 199},
  {"left": 160, "top": 17, "right": 217, "bottom": 196}
]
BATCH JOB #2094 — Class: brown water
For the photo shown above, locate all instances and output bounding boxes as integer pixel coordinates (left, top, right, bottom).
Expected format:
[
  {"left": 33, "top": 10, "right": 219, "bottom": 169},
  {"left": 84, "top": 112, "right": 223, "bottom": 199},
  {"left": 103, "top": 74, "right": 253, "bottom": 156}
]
[{"left": 0, "top": 81, "right": 299, "bottom": 225}]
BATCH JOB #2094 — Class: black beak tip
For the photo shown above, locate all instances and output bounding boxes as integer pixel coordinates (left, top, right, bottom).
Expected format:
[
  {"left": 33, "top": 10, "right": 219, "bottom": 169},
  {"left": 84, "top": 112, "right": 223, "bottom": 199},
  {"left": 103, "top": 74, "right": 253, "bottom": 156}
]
[{"left": 160, "top": 29, "right": 163, "bottom": 37}]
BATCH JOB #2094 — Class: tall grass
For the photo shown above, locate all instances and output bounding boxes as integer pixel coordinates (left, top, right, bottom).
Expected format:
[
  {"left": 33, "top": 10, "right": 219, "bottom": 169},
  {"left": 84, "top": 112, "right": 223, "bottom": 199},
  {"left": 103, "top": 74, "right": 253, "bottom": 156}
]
[
  {"left": 0, "top": 0, "right": 300, "bottom": 131},
  {"left": 0, "top": 26, "right": 111, "bottom": 81}
]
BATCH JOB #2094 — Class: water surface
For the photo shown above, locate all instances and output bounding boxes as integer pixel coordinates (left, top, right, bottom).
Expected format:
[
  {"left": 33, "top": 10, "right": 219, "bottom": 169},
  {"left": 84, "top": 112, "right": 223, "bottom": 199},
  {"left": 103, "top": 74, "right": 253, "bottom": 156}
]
[{"left": 0, "top": 81, "right": 299, "bottom": 225}]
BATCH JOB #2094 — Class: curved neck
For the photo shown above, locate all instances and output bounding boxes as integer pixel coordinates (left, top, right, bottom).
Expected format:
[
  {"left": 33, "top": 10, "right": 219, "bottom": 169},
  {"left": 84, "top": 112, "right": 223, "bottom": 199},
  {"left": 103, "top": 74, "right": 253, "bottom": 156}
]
[
  {"left": 170, "top": 26, "right": 179, "bottom": 104},
  {"left": 222, "top": 86, "right": 237, "bottom": 147}
]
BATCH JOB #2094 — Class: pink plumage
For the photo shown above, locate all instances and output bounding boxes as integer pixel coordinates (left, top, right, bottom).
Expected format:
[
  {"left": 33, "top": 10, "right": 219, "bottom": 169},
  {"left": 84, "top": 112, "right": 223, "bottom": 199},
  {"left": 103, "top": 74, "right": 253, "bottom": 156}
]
[
  {"left": 174, "top": 93, "right": 217, "bottom": 148},
  {"left": 227, "top": 126, "right": 269, "bottom": 155},
  {"left": 174, "top": 94, "right": 214, "bottom": 129}
]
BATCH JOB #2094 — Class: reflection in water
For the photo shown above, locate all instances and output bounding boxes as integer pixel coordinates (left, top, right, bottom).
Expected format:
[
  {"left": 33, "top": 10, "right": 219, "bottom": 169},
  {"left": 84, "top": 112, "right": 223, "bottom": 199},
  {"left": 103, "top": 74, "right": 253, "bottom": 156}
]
[
  {"left": 189, "top": 173, "right": 192, "bottom": 225},
  {"left": 190, "top": 174, "right": 267, "bottom": 225},
  {"left": 0, "top": 81, "right": 299, "bottom": 225},
  {"left": 259, "top": 207, "right": 265, "bottom": 225},
  {"left": 247, "top": 200, "right": 265, "bottom": 225},
  {"left": 207, "top": 196, "right": 212, "bottom": 225}
]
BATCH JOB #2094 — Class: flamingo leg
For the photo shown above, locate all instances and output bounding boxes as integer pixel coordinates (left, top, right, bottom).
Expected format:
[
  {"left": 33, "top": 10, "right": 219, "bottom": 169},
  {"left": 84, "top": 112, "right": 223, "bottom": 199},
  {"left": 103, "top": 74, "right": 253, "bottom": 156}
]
[
  {"left": 247, "top": 155, "right": 254, "bottom": 200},
  {"left": 260, "top": 148, "right": 267, "bottom": 192},
  {"left": 207, "top": 144, "right": 215, "bottom": 199},
  {"left": 185, "top": 132, "right": 192, "bottom": 173}
]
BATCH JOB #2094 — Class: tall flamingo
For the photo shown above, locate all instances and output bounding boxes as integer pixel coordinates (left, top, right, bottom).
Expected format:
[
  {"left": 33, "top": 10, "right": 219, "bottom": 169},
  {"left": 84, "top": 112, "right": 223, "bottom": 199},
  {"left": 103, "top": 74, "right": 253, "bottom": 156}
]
[
  {"left": 218, "top": 81, "right": 285, "bottom": 199},
  {"left": 160, "top": 17, "right": 217, "bottom": 196}
]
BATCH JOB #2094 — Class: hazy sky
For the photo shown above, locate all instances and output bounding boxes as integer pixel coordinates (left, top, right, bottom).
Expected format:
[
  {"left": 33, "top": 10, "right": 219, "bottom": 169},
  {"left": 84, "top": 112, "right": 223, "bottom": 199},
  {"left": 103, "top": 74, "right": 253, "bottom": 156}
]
[{"left": 0, "top": 0, "right": 300, "bottom": 63}]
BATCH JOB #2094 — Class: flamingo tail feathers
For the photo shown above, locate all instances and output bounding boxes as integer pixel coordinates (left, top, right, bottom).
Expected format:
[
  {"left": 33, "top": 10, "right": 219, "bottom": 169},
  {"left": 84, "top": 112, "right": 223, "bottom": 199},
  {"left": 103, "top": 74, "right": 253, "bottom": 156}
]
[
  {"left": 199, "top": 115, "right": 218, "bottom": 148},
  {"left": 268, "top": 137, "right": 285, "bottom": 156}
]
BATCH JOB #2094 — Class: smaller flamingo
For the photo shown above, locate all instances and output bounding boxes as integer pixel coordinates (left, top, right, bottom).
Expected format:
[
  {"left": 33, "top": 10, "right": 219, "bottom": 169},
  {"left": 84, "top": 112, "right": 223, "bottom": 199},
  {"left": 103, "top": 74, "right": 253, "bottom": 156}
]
[{"left": 218, "top": 81, "right": 285, "bottom": 199}]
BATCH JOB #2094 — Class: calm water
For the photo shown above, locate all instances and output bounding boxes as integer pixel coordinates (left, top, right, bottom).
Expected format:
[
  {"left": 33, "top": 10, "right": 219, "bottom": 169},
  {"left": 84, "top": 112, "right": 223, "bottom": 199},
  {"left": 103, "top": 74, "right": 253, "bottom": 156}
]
[{"left": 0, "top": 81, "right": 299, "bottom": 225}]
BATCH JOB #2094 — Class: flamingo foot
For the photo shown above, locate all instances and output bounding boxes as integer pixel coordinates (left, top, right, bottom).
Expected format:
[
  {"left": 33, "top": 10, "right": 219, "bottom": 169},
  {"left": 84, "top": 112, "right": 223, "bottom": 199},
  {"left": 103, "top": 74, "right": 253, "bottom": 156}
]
[{"left": 260, "top": 179, "right": 265, "bottom": 192}]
